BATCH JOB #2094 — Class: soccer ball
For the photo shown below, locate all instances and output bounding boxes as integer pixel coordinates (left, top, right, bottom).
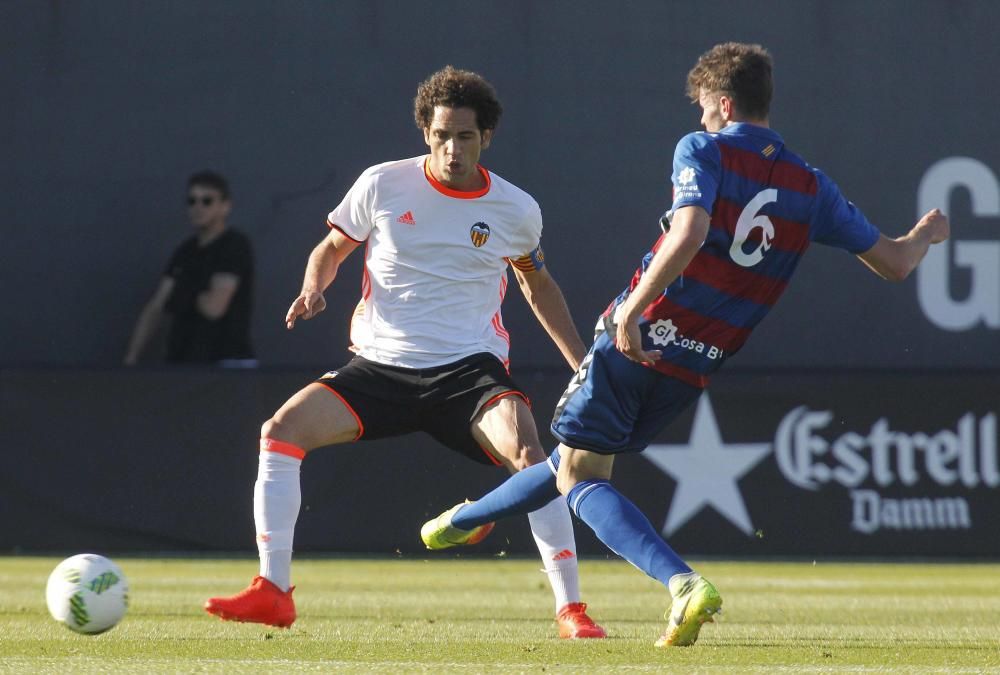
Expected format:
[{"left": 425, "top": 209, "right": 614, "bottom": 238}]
[{"left": 45, "top": 554, "right": 129, "bottom": 634}]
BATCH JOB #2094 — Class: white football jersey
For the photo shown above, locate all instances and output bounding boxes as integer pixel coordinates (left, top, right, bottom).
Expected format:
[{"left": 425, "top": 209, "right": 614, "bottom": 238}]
[{"left": 326, "top": 156, "right": 542, "bottom": 368}]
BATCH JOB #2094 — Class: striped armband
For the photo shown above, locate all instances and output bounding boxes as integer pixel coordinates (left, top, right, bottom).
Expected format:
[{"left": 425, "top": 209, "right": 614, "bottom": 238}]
[{"left": 510, "top": 245, "right": 546, "bottom": 272}]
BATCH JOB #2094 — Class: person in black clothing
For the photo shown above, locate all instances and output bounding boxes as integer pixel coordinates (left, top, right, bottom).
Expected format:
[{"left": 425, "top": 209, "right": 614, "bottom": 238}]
[{"left": 124, "top": 171, "right": 256, "bottom": 367}]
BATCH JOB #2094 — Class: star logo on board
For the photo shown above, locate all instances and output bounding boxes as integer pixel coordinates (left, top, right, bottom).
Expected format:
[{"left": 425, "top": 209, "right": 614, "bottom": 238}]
[{"left": 641, "top": 394, "right": 771, "bottom": 537}]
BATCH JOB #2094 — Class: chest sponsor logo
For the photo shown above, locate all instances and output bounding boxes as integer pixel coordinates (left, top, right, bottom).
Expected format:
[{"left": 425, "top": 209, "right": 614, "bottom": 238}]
[
  {"left": 644, "top": 395, "right": 998, "bottom": 537},
  {"left": 645, "top": 317, "right": 725, "bottom": 360},
  {"left": 470, "top": 222, "right": 491, "bottom": 247}
]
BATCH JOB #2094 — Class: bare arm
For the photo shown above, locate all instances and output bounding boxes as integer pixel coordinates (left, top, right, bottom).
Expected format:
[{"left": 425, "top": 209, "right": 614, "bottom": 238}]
[
  {"left": 196, "top": 273, "right": 240, "bottom": 320},
  {"left": 513, "top": 265, "right": 587, "bottom": 370},
  {"left": 123, "top": 277, "right": 175, "bottom": 365},
  {"left": 285, "top": 227, "right": 362, "bottom": 329},
  {"left": 616, "top": 205, "right": 711, "bottom": 364},
  {"left": 857, "top": 208, "right": 950, "bottom": 281}
]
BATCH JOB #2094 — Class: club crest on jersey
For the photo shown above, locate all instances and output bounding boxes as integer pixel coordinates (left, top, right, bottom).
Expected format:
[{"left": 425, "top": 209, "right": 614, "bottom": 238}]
[{"left": 470, "top": 222, "right": 491, "bottom": 247}]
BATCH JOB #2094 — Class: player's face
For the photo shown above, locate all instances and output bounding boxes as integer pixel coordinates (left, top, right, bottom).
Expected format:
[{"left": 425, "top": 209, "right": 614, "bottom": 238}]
[
  {"left": 423, "top": 106, "right": 492, "bottom": 191},
  {"left": 187, "top": 186, "right": 230, "bottom": 230},
  {"left": 698, "top": 89, "right": 727, "bottom": 133}
]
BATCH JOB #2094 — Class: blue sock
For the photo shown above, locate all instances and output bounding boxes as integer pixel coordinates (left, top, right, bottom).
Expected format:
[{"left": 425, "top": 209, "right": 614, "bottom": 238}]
[
  {"left": 567, "top": 479, "right": 691, "bottom": 586},
  {"left": 452, "top": 448, "right": 562, "bottom": 529}
]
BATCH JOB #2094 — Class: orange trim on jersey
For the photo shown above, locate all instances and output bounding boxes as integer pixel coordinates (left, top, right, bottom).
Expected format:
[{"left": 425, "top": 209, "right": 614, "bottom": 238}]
[
  {"left": 349, "top": 240, "right": 371, "bottom": 355},
  {"left": 259, "top": 437, "right": 306, "bottom": 460},
  {"left": 492, "top": 313, "right": 510, "bottom": 345},
  {"left": 326, "top": 219, "right": 365, "bottom": 243},
  {"left": 492, "top": 276, "right": 510, "bottom": 345},
  {"left": 360, "top": 239, "right": 371, "bottom": 300},
  {"left": 423, "top": 156, "right": 491, "bottom": 199},
  {"left": 316, "top": 382, "right": 365, "bottom": 440}
]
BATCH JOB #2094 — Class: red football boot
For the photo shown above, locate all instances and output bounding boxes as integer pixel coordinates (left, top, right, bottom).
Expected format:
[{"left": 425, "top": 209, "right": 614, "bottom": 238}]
[
  {"left": 556, "top": 602, "right": 607, "bottom": 638},
  {"left": 204, "top": 576, "right": 296, "bottom": 628}
]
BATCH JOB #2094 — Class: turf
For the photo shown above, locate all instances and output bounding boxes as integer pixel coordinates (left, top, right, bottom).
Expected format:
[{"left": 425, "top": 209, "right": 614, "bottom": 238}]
[{"left": 1, "top": 556, "right": 999, "bottom": 673}]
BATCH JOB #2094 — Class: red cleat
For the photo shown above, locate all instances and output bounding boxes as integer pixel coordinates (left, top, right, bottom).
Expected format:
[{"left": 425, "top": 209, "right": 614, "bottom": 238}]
[
  {"left": 204, "top": 576, "right": 296, "bottom": 628},
  {"left": 556, "top": 602, "right": 607, "bottom": 639}
]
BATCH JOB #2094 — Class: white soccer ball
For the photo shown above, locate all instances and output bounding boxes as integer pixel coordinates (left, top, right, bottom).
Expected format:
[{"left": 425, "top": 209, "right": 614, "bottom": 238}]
[{"left": 45, "top": 554, "right": 129, "bottom": 634}]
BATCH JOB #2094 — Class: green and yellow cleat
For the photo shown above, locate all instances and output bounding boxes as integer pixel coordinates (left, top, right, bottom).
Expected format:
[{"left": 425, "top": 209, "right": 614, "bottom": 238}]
[
  {"left": 421, "top": 502, "right": 495, "bottom": 550},
  {"left": 655, "top": 574, "right": 722, "bottom": 647}
]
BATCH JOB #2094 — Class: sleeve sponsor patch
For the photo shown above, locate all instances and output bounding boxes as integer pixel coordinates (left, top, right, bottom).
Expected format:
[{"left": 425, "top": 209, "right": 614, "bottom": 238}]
[{"left": 670, "top": 132, "right": 720, "bottom": 213}]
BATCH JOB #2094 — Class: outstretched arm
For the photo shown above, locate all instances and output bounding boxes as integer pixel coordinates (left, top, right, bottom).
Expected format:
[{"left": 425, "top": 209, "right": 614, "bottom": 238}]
[
  {"left": 615, "top": 205, "right": 710, "bottom": 364},
  {"left": 513, "top": 265, "right": 586, "bottom": 370},
  {"left": 285, "top": 228, "right": 362, "bottom": 329},
  {"left": 857, "top": 208, "right": 950, "bottom": 281}
]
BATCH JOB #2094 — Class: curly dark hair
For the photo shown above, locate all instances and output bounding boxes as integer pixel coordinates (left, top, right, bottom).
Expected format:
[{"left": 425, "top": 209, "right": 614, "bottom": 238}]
[
  {"left": 413, "top": 66, "right": 502, "bottom": 133},
  {"left": 686, "top": 42, "right": 773, "bottom": 120}
]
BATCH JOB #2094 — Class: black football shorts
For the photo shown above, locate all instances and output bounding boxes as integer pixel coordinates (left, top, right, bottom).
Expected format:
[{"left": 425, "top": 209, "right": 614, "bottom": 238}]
[{"left": 314, "top": 352, "right": 529, "bottom": 465}]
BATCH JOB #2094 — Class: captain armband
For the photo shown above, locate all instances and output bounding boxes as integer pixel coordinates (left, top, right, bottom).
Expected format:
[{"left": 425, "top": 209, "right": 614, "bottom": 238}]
[{"left": 510, "top": 245, "right": 546, "bottom": 272}]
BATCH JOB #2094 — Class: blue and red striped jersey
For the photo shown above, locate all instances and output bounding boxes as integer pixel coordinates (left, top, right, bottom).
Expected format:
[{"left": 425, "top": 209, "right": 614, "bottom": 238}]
[{"left": 605, "top": 123, "right": 880, "bottom": 388}]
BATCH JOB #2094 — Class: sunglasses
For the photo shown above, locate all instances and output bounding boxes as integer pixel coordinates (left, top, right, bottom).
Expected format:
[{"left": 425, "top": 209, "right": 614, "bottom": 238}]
[{"left": 187, "top": 196, "right": 217, "bottom": 206}]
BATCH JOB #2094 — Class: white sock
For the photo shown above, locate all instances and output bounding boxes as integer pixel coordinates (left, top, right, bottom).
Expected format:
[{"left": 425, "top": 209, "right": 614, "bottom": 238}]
[
  {"left": 528, "top": 496, "right": 581, "bottom": 613},
  {"left": 254, "top": 444, "right": 302, "bottom": 592}
]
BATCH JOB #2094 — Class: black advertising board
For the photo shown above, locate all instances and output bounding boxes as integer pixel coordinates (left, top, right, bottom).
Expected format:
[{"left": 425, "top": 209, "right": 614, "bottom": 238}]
[
  {"left": 630, "top": 371, "right": 999, "bottom": 558},
  {"left": 2, "top": 369, "right": 996, "bottom": 558}
]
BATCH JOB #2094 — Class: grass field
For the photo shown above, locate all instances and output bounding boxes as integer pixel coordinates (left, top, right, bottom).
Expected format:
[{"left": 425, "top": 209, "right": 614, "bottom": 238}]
[{"left": 1, "top": 556, "right": 999, "bottom": 673}]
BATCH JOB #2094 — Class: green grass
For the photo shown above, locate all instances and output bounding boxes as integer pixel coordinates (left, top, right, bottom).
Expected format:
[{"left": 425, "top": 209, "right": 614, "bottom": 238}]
[{"left": 2, "top": 556, "right": 999, "bottom": 673}]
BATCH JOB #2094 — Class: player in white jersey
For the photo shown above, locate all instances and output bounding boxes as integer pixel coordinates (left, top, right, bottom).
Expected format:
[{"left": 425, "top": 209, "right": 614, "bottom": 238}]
[
  {"left": 331, "top": 154, "right": 544, "bottom": 369},
  {"left": 205, "top": 66, "right": 605, "bottom": 638}
]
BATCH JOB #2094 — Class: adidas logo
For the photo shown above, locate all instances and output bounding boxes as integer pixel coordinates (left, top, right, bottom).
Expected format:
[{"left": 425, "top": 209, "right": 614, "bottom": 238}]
[
  {"left": 397, "top": 210, "right": 416, "bottom": 225},
  {"left": 552, "top": 549, "right": 576, "bottom": 561}
]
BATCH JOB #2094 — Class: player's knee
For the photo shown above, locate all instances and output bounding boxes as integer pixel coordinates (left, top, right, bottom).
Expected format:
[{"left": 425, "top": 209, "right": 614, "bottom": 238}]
[
  {"left": 260, "top": 417, "right": 279, "bottom": 442},
  {"left": 260, "top": 417, "right": 301, "bottom": 449},
  {"left": 505, "top": 444, "right": 545, "bottom": 472}
]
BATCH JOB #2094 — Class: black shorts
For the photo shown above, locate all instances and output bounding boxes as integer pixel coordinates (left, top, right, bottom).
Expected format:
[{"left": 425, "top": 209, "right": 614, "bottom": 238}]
[{"left": 314, "top": 353, "right": 529, "bottom": 465}]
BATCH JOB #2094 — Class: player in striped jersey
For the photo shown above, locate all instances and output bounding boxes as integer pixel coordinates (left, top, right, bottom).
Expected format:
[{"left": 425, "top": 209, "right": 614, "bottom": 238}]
[
  {"left": 204, "top": 66, "right": 604, "bottom": 638},
  {"left": 422, "top": 43, "right": 950, "bottom": 647}
]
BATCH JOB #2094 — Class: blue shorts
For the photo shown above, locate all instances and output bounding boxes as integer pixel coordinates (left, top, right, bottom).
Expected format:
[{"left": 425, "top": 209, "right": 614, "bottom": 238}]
[{"left": 550, "top": 327, "right": 702, "bottom": 454}]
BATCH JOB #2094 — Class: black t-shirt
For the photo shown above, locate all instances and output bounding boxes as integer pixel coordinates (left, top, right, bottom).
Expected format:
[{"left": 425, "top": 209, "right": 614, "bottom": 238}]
[{"left": 163, "top": 229, "right": 254, "bottom": 363}]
